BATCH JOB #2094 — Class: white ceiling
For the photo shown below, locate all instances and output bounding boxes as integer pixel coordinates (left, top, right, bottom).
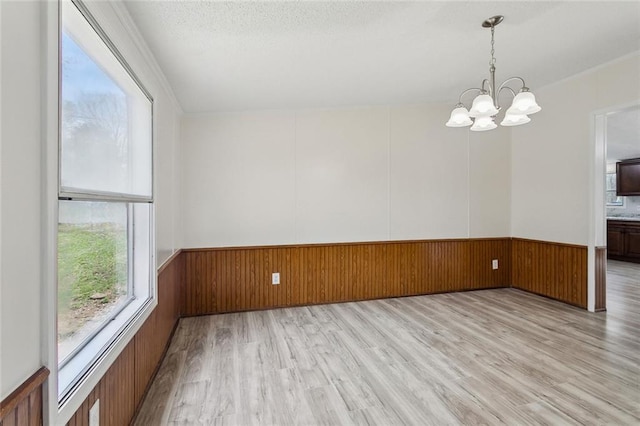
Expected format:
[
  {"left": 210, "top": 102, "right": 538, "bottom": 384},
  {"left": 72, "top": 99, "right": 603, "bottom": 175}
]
[
  {"left": 123, "top": 1, "right": 640, "bottom": 114},
  {"left": 607, "top": 107, "right": 640, "bottom": 162}
]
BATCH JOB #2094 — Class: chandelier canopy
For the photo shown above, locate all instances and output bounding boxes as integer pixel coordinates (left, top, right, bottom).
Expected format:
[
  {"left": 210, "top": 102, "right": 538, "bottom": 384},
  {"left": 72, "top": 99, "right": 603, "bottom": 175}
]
[{"left": 446, "top": 15, "right": 541, "bottom": 131}]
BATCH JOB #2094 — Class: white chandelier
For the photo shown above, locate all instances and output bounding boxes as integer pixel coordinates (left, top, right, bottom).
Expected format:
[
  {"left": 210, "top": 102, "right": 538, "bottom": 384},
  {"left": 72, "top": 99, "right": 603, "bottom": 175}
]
[{"left": 446, "top": 15, "right": 541, "bottom": 131}]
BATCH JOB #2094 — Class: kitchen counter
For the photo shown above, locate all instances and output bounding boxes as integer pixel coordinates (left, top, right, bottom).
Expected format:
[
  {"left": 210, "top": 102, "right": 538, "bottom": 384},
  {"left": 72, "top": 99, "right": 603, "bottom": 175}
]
[{"left": 607, "top": 217, "right": 640, "bottom": 222}]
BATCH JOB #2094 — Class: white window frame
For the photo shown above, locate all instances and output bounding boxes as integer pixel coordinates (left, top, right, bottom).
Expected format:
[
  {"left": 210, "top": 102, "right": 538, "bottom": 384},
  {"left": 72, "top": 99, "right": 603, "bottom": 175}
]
[{"left": 42, "top": 1, "right": 157, "bottom": 423}]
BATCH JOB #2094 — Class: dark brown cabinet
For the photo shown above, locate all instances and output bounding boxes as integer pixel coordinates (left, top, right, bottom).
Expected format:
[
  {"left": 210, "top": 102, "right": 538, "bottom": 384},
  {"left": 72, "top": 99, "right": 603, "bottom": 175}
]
[
  {"left": 616, "top": 158, "right": 640, "bottom": 196},
  {"left": 607, "top": 220, "right": 640, "bottom": 263},
  {"left": 628, "top": 229, "right": 640, "bottom": 259},
  {"left": 607, "top": 225, "right": 625, "bottom": 256}
]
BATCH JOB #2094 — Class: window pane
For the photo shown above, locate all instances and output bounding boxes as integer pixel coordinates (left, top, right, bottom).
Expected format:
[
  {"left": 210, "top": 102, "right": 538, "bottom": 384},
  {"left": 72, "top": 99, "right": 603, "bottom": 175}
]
[
  {"left": 606, "top": 173, "right": 617, "bottom": 191},
  {"left": 606, "top": 191, "right": 624, "bottom": 206},
  {"left": 58, "top": 201, "right": 130, "bottom": 364},
  {"left": 61, "top": 4, "right": 152, "bottom": 198}
]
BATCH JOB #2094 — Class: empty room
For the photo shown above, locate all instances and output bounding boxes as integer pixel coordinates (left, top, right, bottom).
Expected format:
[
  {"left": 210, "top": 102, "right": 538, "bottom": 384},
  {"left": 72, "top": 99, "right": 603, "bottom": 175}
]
[{"left": 1, "top": 1, "right": 640, "bottom": 425}]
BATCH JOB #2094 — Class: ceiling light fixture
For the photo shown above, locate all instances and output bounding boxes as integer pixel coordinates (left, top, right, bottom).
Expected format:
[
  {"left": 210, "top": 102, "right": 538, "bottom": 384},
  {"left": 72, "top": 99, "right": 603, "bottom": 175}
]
[{"left": 446, "top": 15, "right": 541, "bottom": 131}]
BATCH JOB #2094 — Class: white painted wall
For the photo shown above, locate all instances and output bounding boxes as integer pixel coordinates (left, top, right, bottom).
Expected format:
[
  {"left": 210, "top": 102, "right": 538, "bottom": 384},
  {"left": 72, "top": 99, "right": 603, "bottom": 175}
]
[
  {"left": 469, "top": 126, "right": 512, "bottom": 238},
  {"left": 0, "top": 0, "right": 183, "bottom": 404},
  {"left": 511, "top": 54, "right": 640, "bottom": 245},
  {"left": 388, "top": 105, "right": 468, "bottom": 240},
  {"left": 181, "top": 104, "right": 511, "bottom": 248},
  {"left": 154, "top": 89, "right": 182, "bottom": 264},
  {"left": 0, "top": 0, "right": 42, "bottom": 401},
  {"left": 295, "top": 107, "right": 390, "bottom": 243},
  {"left": 0, "top": 0, "right": 3, "bottom": 404},
  {"left": 182, "top": 111, "right": 296, "bottom": 246}
]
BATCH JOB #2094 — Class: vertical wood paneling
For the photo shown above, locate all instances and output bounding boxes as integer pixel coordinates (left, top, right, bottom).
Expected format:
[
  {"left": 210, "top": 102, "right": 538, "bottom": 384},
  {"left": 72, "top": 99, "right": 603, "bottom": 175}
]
[
  {"left": 511, "top": 238, "right": 587, "bottom": 308},
  {"left": 595, "top": 246, "right": 607, "bottom": 311},
  {"left": 0, "top": 368, "right": 48, "bottom": 426},
  {"left": 67, "top": 251, "right": 183, "bottom": 426},
  {"left": 182, "top": 237, "right": 585, "bottom": 315},
  {"left": 66, "top": 339, "right": 135, "bottom": 426},
  {"left": 134, "top": 252, "right": 182, "bottom": 408},
  {"left": 181, "top": 239, "right": 512, "bottom": 315},
  {"left": 27, "top": 386, "right": 41, "bottom": 426},
  {"left": 469, "top": 239, "right": 512, "bottom": 290}
]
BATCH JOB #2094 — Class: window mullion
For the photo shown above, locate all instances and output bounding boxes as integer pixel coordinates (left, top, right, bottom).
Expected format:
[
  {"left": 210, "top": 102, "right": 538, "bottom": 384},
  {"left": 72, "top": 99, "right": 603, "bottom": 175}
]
[{"left": 59, "top": 188, "right": 152, "bottom": 204}]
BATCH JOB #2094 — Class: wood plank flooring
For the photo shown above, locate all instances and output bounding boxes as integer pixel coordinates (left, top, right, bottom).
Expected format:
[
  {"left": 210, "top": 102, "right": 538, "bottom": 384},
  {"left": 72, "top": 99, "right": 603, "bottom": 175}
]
[{"left": 135, "top": 261, "right": 640, "bottom": 425}]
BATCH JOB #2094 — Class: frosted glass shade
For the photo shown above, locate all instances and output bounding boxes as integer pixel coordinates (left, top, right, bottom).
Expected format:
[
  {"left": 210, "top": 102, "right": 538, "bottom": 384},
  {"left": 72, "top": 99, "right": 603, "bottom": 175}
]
[
  {"left": 500, "top": 113, "right": 531, "bottom": 127},
  {"left": 469, "top": 94, "right": 499, "bottom": 117},
  {"left": 470, "top": 116, "right": 497, "bottom": 132},
  {"left": 445, "top": 107, "right": 473, "bottom": 127},
  {"left": 508, "top": 91, "right": 541, "bottom": 115}
]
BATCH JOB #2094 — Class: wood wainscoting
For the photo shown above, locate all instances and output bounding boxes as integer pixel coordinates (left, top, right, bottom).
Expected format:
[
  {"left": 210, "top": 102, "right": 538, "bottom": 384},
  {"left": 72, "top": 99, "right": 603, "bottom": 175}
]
[
  {"left": 2, "top": 237, "right": 593, "bottom": 424},
  {"left": 595, "top": 246, "right": 607, "bottom": 311},
  {"left": 0, "top": 367, "right": 49, "bottom": 426},
  {"left": 182, "top": 238, "right": 512, "bottom": 316},
  {"left": 66, "top": 251, "right": 183, "bottom": 426},
  {"left": 511, "top": 238, "right": 588, "bottom": 308}
]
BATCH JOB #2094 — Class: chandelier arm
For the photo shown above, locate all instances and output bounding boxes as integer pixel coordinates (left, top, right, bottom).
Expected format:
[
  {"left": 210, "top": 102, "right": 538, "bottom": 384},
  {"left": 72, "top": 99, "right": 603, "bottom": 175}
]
[
  {"left": 481, "top": 79, "right": 492, "bottom": 95},
  {"left": 497, "top": 86, "right": 517, "bottom": 108},
  {"left": 457, "top": 88, "right": 484, "bottom": 105},
  {"left": 498, "top": 86, "right": 517, "bottom": 98},
  {"left": 497, "top": 77, "right": 526, "bottom": 95}
]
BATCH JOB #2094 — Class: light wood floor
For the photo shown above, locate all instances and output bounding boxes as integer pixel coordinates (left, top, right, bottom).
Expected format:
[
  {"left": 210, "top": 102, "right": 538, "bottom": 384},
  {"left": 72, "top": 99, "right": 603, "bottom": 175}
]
[{"left": 136, "top": 261, "right": 640, "bottom": 425}]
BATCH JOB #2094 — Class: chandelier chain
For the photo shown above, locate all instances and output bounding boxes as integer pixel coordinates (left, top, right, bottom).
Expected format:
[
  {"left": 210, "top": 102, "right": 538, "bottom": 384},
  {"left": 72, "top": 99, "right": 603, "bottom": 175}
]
[{"left": 490, "top": 26, "right": 496, "bottom": 67}]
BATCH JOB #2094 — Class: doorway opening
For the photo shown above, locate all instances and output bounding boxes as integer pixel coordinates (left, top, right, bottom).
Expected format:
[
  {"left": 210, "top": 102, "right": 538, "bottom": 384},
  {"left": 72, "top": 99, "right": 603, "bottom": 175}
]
[{"left": 591, "top": 104, "right": 640, "bottom": 312}]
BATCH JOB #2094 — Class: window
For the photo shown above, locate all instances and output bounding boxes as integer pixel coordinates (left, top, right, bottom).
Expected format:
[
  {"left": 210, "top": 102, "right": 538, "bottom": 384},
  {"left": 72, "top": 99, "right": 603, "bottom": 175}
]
[
  {"left": 58, "top": 0, "right": 154, "bottom": 402},
  {"left": 606, "top": 164, "right": 624, "bottom": 207}
]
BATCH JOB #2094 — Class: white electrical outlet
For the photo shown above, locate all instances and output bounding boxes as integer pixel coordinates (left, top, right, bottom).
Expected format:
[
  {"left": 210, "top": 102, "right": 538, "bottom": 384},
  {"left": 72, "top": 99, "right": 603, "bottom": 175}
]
[
  {"left": 272, "top": 272, "right": 280, "bottom": 285},
  {"left": 492, "top": 259, "right": 499, "bottom": 270},
  {"left": 89, "top": 399, "right": 99, "bottom": 426}
]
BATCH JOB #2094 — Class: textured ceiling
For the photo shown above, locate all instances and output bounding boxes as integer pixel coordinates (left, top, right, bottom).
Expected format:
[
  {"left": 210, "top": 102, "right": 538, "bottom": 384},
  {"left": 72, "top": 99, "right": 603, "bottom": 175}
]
[{"left": 123, "top": 1, "right": 640, "bottom": 113}]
